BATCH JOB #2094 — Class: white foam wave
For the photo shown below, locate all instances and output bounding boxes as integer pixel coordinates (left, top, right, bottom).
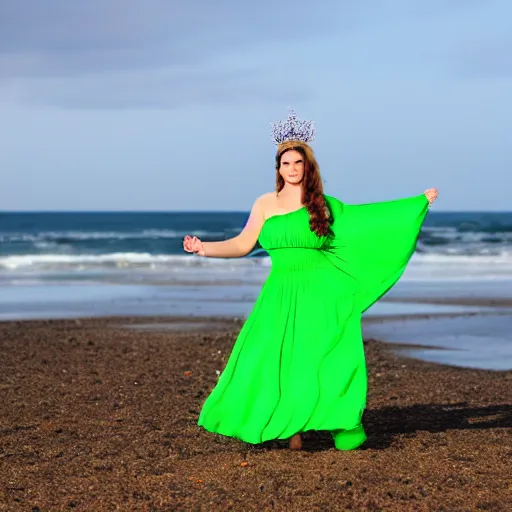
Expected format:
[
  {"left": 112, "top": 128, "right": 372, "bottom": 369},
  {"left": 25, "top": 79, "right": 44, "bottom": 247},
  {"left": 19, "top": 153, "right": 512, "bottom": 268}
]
[
  {"left": 1, "top": 250, "right": 511, "bottom": 283},
  {"left": 404, "top": 252, "right": 512, "bottom": 280},
  {"left": 421, "top": 227, "right": 512, "bottom": 244},
  {"left": 0, "top": 252, "right": 271, "bottom": 271}
]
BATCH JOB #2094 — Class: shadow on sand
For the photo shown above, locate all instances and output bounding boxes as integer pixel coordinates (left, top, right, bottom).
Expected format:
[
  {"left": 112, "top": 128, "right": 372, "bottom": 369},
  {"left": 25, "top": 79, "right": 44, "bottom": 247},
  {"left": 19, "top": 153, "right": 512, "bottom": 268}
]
[{"left": 255, "top": 402, "right": 511, "bottom": 452}]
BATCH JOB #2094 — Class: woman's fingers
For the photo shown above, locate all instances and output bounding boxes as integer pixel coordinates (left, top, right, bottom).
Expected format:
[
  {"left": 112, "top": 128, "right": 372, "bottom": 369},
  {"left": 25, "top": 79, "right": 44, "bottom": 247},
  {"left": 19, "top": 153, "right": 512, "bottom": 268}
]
[
  {"left": 183, "top": 235, "right": 203, "bottom": 254},
  {"left": 424, "top": 188, "right": 438, "bottom": 206},
  {"left": 183, "top": 236, "right": 194, "bottom": 252}
]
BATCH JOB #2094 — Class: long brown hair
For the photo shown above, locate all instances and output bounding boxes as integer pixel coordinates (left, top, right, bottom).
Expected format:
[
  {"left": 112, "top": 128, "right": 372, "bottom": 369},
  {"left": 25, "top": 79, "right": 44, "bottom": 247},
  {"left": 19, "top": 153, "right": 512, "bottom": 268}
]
[{"left": 275, "top": 141, "right": 332, "bottom": 238}]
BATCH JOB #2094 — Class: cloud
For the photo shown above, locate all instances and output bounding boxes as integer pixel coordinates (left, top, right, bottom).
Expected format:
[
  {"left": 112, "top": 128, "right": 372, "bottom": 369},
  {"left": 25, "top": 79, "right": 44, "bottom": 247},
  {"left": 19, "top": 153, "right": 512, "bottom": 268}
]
[
  {"left": 0, "top": 1, "right": 342, "bottom": 108},
  {"left": 0, "top": 1, "right": 341, "bottom": 78},
  {"left": 5, "top": 66, "right": 310, "bottom": 109},
  {"left": 1, "top": 1, "right": 507, "bottom": 109}
]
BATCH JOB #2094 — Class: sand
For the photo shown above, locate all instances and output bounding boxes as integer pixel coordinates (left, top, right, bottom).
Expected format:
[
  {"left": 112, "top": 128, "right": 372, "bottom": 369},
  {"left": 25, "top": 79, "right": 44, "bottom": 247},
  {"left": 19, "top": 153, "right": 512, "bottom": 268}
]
[{"left": 0, "top": 315, "right": 510, "bottom": 511}]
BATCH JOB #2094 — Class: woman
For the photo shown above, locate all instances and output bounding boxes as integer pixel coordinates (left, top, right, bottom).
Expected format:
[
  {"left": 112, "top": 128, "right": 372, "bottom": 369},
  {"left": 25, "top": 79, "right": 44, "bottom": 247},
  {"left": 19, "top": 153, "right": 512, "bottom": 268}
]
[{"left": 183, "top": 110, "right": 438, "bottom": 450}]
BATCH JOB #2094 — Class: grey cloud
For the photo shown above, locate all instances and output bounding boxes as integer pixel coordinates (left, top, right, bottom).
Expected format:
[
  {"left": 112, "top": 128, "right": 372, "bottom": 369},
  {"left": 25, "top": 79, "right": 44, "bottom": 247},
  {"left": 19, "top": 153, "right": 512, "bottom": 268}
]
[
  {"left": 0, "top": 0, "right": 342, "bottom": 108},
  {"left": 1, "top": 0, "right": 503, "bottom": 109},
  {"left": 7, "top": 67, "right": 310, "bottom": 109},
  {"left": 0, "top": 1, "right": 343, "bottom": 78},
  {"left": 0, "top": 0, "right": 499, "bottom": 77}
]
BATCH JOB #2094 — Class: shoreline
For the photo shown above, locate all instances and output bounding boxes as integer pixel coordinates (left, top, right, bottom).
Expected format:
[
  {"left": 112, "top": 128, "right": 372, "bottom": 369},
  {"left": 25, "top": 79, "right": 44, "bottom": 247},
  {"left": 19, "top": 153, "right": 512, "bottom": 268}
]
[
  {"left": 382, "top": 296, "right": 512, "bottom": 308},
  {"left": 1, "top": 316, "right": 510, "bottom": 510},
  {"left": 2, "top": 306, "right": 510, "bottom": 370},
  {"left": 2, "top": 288, "right": 511, "bottom": 326},
  {"left": 2, "top": 279, "right": 512, "bottom": 324}
]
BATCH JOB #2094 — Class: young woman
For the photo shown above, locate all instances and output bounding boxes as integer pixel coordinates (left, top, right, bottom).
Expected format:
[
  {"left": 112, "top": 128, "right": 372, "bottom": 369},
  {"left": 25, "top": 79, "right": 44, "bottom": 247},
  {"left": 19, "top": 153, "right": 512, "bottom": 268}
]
[{"left": 183, "top": 110, "right": 438, "bottom": 450}]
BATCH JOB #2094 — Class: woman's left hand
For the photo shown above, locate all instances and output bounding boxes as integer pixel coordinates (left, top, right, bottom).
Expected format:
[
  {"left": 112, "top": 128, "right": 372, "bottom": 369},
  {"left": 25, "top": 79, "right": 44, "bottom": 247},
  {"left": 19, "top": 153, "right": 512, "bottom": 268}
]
[{"left": 424, "top": 188, "right": 438, "bottom": 206}]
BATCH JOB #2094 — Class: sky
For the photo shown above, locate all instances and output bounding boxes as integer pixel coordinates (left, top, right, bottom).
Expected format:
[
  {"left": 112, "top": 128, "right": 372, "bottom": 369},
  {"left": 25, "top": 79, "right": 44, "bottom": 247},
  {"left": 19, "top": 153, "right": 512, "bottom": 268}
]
[{"left": 0, "top": 1, "right": 510, "bottom": 212}]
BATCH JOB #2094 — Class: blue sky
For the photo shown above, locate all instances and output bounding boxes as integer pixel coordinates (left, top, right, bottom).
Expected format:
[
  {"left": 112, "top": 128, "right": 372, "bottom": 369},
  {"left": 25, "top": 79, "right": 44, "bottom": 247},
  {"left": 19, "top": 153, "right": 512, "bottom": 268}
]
[{"left": 0, "top": 1, "right": 510, "bottom": 211}]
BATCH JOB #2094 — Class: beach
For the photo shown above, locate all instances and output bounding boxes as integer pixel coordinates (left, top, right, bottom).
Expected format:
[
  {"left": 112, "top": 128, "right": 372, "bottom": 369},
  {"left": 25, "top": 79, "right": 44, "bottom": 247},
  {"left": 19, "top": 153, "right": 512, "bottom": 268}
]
[{"left": 1, "top": 315, "right": 510, "bottom": 511}]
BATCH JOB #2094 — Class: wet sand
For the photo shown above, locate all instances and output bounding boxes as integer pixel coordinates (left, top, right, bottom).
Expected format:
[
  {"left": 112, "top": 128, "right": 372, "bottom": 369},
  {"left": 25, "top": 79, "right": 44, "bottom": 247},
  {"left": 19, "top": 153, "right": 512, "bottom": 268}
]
[{"left": 1, "top": 315, "right": 510, "bottom": 511}]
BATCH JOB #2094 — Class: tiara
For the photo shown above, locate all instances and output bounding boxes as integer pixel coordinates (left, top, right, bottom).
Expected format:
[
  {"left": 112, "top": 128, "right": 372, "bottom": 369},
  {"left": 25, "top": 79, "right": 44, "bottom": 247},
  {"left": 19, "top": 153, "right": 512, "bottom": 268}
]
[{"left": 270, "top": 108, "right": 315, "bottom": 145}]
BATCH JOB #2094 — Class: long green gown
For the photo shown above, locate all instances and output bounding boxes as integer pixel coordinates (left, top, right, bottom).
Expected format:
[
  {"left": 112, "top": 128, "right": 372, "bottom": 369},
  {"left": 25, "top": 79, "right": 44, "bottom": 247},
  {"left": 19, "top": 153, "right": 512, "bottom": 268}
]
[{"left": 198, "top": 193, "right": 430, "bottom": 450}]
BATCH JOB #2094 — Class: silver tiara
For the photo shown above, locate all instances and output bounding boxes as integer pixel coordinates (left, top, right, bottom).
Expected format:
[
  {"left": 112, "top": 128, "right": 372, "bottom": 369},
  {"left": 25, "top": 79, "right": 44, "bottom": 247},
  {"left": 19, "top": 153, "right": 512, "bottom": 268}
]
[{"left": 270, "top": 108, "right": 315, "bottom": 145}]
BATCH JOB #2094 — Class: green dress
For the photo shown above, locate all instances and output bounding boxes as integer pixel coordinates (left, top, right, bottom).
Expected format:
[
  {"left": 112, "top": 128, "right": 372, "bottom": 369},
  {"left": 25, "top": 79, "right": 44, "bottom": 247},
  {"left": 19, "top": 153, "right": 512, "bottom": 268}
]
[{"left": 198, "top": 193, "right": 430, "bottom": 450}]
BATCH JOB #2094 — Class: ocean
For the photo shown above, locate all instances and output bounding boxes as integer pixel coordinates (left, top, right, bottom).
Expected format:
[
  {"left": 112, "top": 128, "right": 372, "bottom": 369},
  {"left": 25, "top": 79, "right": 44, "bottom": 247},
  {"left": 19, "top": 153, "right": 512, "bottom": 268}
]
[
  {"left": 2, "top": 209, "right": 512, "bottom": 283},
  {"left": 1, "top": 209, "right": 511, "bottom": 369}
]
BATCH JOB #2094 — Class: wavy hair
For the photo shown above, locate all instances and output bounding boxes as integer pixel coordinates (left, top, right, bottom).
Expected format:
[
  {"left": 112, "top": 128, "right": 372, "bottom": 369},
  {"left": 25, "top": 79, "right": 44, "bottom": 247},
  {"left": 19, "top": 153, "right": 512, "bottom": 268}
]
[{"left": 275, "top": 141, "right": 332, "bottom": 238}]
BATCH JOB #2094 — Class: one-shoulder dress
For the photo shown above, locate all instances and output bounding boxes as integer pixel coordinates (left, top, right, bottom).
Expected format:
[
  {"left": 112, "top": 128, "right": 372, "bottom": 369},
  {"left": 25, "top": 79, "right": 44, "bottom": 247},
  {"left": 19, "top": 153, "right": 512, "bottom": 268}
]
[{"left": 197, "top": 193, "right": 430, "bottom": 450}]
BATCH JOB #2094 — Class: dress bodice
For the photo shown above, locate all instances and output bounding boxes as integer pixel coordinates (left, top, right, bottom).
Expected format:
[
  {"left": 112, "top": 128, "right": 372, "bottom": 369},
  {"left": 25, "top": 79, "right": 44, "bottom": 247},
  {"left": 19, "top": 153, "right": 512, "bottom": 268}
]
[
  {"left": 257, "top": 206, "right": 328, "bottom": 251},
  {"left": 257, "top": 200, "right": 333, "bottom": 273}
]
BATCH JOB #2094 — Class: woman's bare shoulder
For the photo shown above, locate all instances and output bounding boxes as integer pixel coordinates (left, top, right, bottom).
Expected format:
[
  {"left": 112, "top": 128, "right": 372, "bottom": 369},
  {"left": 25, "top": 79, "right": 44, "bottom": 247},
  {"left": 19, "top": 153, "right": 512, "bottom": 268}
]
[
  {"left": 253, "top": 191, "right": 277, "bottom": 210},
  {"left": 251, "top": 192, "right": 281, "bottom": 221},
  {"left": 258, "top": 191, "right": 277, "bottom": 202}
]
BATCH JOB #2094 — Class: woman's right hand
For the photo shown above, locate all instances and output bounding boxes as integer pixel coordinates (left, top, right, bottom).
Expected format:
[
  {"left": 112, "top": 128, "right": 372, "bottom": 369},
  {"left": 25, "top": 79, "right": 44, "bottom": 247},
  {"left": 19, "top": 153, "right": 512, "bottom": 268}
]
[
  {"left": 183, "top": 235, "right": 206, "bottom": 256},
  {"left": 424, "top": 188, "right": 438, "bottom": 206}
]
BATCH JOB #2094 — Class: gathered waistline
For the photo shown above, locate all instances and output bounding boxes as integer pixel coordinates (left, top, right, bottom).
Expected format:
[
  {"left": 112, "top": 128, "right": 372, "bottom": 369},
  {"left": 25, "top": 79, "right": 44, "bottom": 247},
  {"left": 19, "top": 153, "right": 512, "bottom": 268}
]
[{"left": 266, "top": 247, "right": 332, "bottom": 273}]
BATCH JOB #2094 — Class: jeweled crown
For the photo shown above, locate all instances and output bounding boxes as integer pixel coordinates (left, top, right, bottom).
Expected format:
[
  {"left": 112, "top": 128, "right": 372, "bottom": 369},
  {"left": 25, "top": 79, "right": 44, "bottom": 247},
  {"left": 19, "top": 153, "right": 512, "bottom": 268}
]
[{"left": 270, "top": 108, "right": 315, "bottom": 145}]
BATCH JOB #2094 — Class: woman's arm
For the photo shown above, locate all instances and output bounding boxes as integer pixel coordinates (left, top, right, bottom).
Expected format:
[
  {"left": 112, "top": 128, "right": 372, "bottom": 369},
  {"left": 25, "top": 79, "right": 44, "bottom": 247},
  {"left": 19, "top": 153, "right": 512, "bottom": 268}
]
[{"left": 184, "top": 197, "right": 266, "bottom": 258}]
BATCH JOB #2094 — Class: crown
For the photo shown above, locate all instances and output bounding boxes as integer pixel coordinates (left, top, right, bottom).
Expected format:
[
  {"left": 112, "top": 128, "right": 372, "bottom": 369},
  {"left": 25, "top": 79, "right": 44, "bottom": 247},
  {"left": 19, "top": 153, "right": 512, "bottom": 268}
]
[{"left": 270, "top": 108, "right": 315, "bottom": 145}]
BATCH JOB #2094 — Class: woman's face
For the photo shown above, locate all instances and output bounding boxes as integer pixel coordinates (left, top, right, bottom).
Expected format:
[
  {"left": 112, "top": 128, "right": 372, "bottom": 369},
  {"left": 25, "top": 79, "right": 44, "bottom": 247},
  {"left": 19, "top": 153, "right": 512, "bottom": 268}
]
[{"left": 279, "top": 149, "right": 305, "bottom": 185}]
